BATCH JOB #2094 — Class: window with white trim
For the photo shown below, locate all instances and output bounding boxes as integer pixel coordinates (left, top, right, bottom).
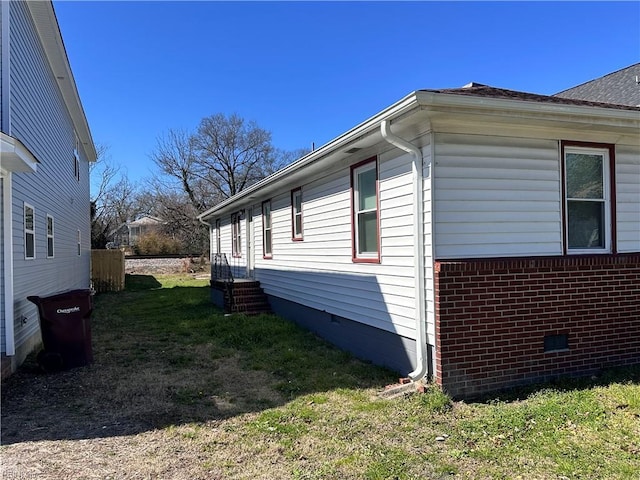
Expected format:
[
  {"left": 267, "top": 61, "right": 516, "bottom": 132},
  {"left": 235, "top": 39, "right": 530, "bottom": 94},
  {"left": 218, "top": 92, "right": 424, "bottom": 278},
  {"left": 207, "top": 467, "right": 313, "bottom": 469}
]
[
  {"left": 24, "top": 203, "right": 35, "bottom": 259},
  {"left": 73, "top": 134, "right": 80, "bottom": 181},
  {"left": 215, "top": 219, "right": 221, "bottom": 254},
  {"left": 262, "top": 200, "right": 272, "bottom": 258},
  {"left": 291, "top": 188, "right": 303, "bottom": 241},
  {"left": 563, "top": 144, "right": 612, "bottom": 253},
  {"left": 47, "top": 215, "right": 54, "bottom": 258},
  {"left": 351, "top": 158, "right": 380, "bottom": 262},
  {"left": 231, "top": 213, "right": 241, "bottom": 258}
]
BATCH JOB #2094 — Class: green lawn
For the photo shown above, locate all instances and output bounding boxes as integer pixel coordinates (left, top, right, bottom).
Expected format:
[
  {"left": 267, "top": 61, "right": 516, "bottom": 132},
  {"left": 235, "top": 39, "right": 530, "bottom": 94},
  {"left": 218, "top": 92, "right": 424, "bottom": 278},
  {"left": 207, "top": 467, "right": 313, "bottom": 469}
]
[{"left": 2, "top": 274, "right": 638, "bottom": 480}]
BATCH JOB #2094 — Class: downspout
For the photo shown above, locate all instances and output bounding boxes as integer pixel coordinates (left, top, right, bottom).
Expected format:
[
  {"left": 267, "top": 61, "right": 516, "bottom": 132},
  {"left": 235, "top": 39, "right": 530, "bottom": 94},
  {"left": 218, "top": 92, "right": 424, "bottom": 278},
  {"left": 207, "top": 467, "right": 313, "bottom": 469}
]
[
  {"left": 3, "top": 172, "right": 15, "bottom": 356},
  {"left": 2, "top": 1, "right": 15, "bottom": 357},
  {"left": 198, "top": 216, "right": 214, "bottom": 263},
  {"left": 381, "top": 120, "right": 428, "bottom": 381}
]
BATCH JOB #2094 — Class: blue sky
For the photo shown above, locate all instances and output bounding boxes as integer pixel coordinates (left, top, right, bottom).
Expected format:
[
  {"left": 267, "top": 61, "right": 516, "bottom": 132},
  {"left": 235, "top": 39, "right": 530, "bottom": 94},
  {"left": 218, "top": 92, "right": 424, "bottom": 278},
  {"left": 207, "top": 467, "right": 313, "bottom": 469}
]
[{"left": 53, "top": 1, "right": 640, "bottom": 188}]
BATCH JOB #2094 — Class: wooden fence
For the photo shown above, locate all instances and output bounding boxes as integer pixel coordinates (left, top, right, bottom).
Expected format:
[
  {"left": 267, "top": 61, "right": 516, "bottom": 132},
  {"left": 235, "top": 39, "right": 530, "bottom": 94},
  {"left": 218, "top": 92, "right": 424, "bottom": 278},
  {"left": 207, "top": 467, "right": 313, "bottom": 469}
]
[{"left": 91, "top": 249, "right": 125, "bottom": 293}]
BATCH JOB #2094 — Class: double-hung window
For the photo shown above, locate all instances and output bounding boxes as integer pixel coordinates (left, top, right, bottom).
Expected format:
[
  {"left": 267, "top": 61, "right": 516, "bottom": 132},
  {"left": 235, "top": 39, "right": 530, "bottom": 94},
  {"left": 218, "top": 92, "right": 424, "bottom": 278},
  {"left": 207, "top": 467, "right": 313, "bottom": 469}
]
[
  {"left": 231, "top": 213, "right": 242, "bottom": 257},
  {"left": 562, "top": 142, "right": 614, "bottom": 254},
  {"left": 215, "top": 219, "right": 221, "bottom": 254},
  {"left": 24, "top": 203, "right": 35, "bottom": 259},
  {"left": 262, "top": 200, "right": 273, "bottom": 258},
  {"left": 47, "top": 215, "right": 54, "bottom": 258},
  {"left": 73, "top": 134, "right": 80, "bottom": 181},
  {"left": 291, "top": 188, "right": 303, "bottom": 241},
  {"left": 351, "top": 157, "right": 380, "bottom": 262}
]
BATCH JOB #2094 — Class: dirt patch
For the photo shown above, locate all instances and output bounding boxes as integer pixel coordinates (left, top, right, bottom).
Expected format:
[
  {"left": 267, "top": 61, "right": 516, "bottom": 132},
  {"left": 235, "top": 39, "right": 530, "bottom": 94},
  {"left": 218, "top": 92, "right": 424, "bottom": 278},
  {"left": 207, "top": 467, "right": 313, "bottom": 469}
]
[{"left": 1, "top": 351, "right": 285, "bottom": 480}]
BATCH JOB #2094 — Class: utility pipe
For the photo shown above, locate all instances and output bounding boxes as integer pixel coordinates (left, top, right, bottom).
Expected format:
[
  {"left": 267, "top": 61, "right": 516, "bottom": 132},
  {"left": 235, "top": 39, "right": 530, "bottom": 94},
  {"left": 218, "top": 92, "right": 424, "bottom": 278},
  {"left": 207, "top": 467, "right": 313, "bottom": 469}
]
[{"left": 380, "top": 120, "right": 428, "bottom": 382}]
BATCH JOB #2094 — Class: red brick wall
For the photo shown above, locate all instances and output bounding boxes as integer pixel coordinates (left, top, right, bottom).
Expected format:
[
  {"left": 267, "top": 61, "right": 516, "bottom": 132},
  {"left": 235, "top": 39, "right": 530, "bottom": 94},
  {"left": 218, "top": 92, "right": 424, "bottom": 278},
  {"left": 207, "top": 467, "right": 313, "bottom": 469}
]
[{"left": 434, "top": 254, "right": 640, "bottom": 398}]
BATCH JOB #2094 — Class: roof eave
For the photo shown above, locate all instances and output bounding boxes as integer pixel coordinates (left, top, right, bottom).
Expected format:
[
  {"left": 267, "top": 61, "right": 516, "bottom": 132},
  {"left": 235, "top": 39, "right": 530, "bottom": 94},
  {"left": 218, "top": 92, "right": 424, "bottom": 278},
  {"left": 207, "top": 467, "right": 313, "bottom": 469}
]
[
  {"left": 198, "top": 90, "right": 640, "bottom": 222},
  {"left": 197, "top": 91, "right": 423, "bottom": 221},
  {"left": 26, "top": 1, "right": 97, "bottom": 162}
]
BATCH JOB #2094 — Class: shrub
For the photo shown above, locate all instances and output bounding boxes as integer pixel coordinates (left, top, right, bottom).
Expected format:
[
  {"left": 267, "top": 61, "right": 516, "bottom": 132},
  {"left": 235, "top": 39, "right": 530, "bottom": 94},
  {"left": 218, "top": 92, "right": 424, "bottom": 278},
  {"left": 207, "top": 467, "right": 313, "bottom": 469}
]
[{"left": 134, "top": 232, "right": 183, "bottom": 255}]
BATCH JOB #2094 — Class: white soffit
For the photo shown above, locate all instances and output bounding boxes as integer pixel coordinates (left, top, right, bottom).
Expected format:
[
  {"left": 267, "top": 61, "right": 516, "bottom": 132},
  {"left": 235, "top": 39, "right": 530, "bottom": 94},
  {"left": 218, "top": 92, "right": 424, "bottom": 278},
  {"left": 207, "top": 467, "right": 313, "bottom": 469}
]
[{"left": 0, "top": 133, "right": 38, "bottom": 173}]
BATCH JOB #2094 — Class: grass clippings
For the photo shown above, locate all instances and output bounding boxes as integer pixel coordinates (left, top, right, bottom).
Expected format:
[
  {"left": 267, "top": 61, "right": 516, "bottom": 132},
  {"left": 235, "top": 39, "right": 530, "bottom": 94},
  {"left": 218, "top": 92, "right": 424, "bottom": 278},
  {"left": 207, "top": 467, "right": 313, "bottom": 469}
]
[{"left": 1, "top": 274, "right": 639, "bottom": 479}]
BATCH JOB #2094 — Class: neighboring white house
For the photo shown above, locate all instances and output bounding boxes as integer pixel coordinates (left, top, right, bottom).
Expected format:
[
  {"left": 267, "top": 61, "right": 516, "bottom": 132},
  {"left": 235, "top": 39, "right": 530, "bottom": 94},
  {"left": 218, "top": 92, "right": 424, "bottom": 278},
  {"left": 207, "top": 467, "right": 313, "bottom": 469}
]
[
  {"left": 199, "top": 78, "right": 640, "bottom": 397},
  {"left": 128, "top": 215, "right": 164, "bottom": 245},
  {"left": 1, "top": 1, "right": 96, "bottom": 377}
]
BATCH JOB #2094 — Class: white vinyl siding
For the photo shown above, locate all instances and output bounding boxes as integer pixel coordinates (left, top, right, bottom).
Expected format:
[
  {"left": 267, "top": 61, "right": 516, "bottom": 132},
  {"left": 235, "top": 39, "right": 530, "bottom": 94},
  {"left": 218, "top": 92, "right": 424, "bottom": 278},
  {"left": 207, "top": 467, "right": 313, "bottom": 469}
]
[
  {"left": 616, "top": 144, "right": 640, "bottom": 253},
  {"left": 8, "top": 0, "right": 92, "bottom": 357},
  {"left": 434, "top": 134, "right": 562, "bottom": 259},
  {"left": 251, "top": 144, "right": 428, "bottom": 341}
]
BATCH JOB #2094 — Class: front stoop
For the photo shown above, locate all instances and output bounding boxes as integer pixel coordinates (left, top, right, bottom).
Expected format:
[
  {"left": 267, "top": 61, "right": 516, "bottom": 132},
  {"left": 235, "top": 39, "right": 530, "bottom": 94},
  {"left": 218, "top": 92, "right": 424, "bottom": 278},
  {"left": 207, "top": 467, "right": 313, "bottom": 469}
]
[{"left": 210, "top": 280, "right": 271, "bottom": 315}]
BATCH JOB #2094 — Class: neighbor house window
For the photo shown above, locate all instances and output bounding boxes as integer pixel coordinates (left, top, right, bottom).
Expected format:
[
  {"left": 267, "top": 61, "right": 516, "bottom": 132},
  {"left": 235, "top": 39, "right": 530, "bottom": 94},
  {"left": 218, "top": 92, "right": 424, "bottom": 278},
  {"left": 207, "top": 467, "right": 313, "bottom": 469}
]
[
  {"left": 262, "top": 200, "right": 273, "bottom": 258},
  {"left": 73, "top": 134, "right": 80, "bottom": 181},
  {"left": 562, "top": 142, "right": 614, "bottom": 254},
  {"left": 24, "top": 203, "right": 35, "bottom": 259},
  {"left": 47, "top": 215, "right": 54, "bottom": 258},
  {"left": 77, "top": 230, "right": 81, "bottom": 256},
  {"left": 215, "top": 219, "right": 221, "bottom": 254},
  {"left": 231, "top": 213, "right": 241, "bottom": 258},
  {"left": 351, "top": 157, "right": 380, "bottom": 262},
  {"left": 291, "top": 188, "right": 303, "bottom": 241}
]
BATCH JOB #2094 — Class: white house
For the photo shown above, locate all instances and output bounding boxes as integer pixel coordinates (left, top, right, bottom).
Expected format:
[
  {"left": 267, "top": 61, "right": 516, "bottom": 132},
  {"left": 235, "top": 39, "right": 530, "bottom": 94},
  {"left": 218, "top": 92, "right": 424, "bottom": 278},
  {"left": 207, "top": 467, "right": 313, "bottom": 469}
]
[
  {"left": 199, "top": 76, "right": 640, "bottom": 398},
  {"left": 1, "top": 1, "right": 96, "bottom": 377}
]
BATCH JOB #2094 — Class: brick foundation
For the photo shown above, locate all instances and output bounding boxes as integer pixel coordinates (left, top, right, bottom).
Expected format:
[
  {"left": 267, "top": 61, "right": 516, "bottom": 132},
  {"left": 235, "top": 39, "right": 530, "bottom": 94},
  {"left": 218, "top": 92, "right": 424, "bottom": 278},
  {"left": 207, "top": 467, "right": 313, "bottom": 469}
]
[{"left": 434, "top": 254, "right": 640, "bottom": 398}]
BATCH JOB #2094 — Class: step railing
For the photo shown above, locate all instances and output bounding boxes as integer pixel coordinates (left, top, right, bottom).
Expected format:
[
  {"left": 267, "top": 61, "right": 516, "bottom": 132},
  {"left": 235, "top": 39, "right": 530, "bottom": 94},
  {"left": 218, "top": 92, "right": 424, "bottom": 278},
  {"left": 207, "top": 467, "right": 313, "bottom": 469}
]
[{"left": 211, "top": 253, "right": 234, "bottom": 284}]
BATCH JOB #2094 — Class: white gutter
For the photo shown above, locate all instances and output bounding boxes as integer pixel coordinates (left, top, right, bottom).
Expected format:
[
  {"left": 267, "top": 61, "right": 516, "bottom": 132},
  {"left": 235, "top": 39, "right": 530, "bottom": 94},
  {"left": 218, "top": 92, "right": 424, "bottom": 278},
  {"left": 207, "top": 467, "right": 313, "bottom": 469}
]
[
  {"left": 380, "top": 120, "right": 428, "bottom": 382},
  {"left": 197, "top": 92, "right": 422, "bottom": 221}
]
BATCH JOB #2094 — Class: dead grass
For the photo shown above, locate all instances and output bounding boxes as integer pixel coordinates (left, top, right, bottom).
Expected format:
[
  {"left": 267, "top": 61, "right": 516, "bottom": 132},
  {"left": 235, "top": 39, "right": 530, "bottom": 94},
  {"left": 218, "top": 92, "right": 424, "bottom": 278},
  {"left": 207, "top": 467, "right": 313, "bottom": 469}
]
[{"left": 1, "top": 274, "right": 639, "bottom": 480}]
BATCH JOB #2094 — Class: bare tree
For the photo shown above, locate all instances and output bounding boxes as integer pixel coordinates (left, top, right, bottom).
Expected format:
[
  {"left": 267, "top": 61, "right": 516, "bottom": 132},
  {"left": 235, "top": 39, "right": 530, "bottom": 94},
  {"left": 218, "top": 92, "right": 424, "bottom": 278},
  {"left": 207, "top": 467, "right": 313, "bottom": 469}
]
[
  {"left": 192, "top": 113, "right": 275, "bottom": 199},
  {"left": 148, "top": 114, "right": 310, "bottom": 254},
  {"left": 137, "top": 181, "right": 209, "bottom": 253},
  {"left": 90, "top": 143, "right": 142, "bottom": 248},
  {"left": 151, "top": 114, "right": 307, "bottom": 209}
]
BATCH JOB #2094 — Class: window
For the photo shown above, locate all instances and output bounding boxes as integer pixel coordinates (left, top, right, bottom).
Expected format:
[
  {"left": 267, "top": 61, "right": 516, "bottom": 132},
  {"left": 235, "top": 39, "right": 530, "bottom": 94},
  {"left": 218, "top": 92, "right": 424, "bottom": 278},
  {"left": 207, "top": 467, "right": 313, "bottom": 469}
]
[
  {"left": 262, "top": 200, "right": 272, "bottom": 258},
  {"left": 77, "top": 230, "right": 81, "bottom": 256},
  {"left": 351, "top": 157, "right": 380, "bottom": 262},
  {"left": 47, "top": 215, "right": 54, "bottom": 258},
  {"left": 562, "top": 142, "right": 614, "bottom": 254},
  {"left": 24, "top": 203, "right": 35, "bottom": 259},
  {"left": 231, "top": 213, "right": 242, "bottom": 257},
  {"left": 73, "top": 134, "right": 80, "bottom": 181},
  {"left": 215, "top": 219, "right": 221, "bottom": 254},
  {"left": 291, "top": 188, "right": 303, "bottom": 241}
]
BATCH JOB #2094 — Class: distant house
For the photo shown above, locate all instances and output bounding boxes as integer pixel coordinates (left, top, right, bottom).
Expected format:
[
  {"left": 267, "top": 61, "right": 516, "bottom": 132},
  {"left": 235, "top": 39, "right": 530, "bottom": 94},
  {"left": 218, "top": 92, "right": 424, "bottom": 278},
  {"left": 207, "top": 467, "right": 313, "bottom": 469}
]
[
  {"left": 199, "top": 73, "right": 639, "bottom": 398},
  {"left": 1, "top": 1, "right": 96, "bottom": 377},
  {"left": 128, "top": 215, "right": 164, "bottom": 245},
  {"left": 554, "top": 63, "right": 640, "bottom": 106}
]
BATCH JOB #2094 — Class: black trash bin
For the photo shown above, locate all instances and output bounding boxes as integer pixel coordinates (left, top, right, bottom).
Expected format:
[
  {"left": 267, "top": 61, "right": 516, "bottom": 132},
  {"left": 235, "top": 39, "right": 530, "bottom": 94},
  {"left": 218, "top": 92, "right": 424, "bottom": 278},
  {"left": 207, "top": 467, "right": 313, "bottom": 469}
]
[{"left": 27, "top": 289, "right": 93, "bottom": 372}]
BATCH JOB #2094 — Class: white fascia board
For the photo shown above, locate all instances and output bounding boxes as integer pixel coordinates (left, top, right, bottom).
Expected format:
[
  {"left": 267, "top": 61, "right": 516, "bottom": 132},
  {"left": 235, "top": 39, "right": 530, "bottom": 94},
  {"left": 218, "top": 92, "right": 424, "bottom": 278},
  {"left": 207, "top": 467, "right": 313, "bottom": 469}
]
[
  {"left": 197, "top": 92, "right": 422, "bottom": 222},
  {"left": 26, "top": 1, "right": 97, "bottom": 162},
  {"left": 0, "top": 132, "right": 39, "bottom": 173},
  {"left": 197, "top": 90, "right": 640, "bottom": 223},
  {"left": 415, "top": 91, "right": 640, "bottom": 127}
]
